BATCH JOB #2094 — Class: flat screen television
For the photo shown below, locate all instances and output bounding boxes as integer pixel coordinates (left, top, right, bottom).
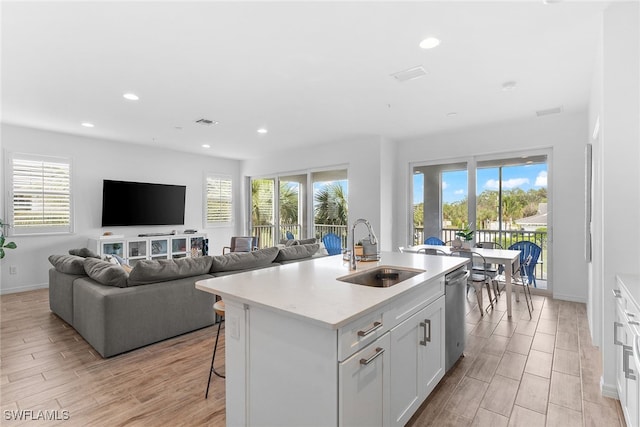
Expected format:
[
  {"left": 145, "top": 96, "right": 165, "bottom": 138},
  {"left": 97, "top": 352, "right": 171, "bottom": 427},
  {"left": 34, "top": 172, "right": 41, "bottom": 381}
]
[{"left": 101, "top": 180, "right": 186, "bottom": 226}]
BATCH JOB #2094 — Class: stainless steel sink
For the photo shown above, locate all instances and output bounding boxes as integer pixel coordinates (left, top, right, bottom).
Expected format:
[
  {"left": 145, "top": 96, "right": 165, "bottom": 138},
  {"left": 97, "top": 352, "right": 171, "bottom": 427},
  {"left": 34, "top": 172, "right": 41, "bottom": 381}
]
[{"left": 337, "top": 266, "right": 425, "bottom": 288}]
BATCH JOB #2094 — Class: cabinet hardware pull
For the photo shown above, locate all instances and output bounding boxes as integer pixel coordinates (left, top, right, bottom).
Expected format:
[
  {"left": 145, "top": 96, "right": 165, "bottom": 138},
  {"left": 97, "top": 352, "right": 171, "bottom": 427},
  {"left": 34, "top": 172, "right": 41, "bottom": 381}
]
[
  {"left": 357, "top": 321, "right": 383, "bottom": 337},
  {"left": 420, "top": 319, "right": 432, "bottom": 346},
  {"left": 615, "top": 322, "right": 624, "bottom": 345},
  {"left": 630, "top": 321, "right": 640, "bottom": 326},
  {"left": 626, "top": 312, "right": 636, "bottom": 319},
  {"left": 623, "top": 345, "right": 637, "bottom": 380},
  {"left": 613, "top": 289, "right": 622, "bottom": 298},
  {"left": 360, "top": 347, "right": 384, "bottom": 366}
]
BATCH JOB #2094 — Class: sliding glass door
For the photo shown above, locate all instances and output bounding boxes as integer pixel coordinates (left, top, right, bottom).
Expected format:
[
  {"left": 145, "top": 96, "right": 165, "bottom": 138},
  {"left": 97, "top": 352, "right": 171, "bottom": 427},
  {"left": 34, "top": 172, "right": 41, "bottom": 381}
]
[{"left": 250, "top": 168, "right": 347, "bottom": 248}]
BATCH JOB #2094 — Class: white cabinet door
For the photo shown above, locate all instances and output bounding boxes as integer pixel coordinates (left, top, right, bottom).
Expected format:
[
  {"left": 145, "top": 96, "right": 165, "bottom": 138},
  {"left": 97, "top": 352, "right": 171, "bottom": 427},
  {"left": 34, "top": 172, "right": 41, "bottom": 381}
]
[
  {"left": 389, "top": 295, "right": 445, "bottom": 427},
  {"left": 421, "top": 295, "right": 446, "bottom": 398},
  {"left": 615, "top": 303, "right": 627, "bottom": 411},
  {"left": 339, "top": 332, "right": 391, "bottom": 427}
]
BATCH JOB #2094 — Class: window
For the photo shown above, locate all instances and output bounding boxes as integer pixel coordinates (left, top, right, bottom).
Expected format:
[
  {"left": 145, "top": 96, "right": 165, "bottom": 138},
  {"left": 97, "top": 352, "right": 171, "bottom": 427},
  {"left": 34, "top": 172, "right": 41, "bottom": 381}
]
[
  {"left": 7, "top": 152, "right": 73, "bottom": 235},
  {"left": 205, "top": 175, "right": 232, "bottom": 226}
]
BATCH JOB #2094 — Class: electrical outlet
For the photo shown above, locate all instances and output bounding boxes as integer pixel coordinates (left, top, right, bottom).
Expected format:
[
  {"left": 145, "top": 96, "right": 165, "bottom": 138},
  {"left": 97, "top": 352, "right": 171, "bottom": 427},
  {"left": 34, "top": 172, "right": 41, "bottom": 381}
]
[{"left": 9, "top": 266, "right": 17, "bottom": 275}]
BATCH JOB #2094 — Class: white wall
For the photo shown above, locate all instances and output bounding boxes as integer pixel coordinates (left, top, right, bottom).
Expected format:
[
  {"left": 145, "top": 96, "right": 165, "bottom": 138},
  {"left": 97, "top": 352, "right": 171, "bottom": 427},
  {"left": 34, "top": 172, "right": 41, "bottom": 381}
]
[
  {"left": 594, "top": 1, "right": 640, "bottom": 397},
  {"left": 242, "top": 137, "right": 392, "bottom": 250},
  {"left": 395, "top": 111, "right": 589, "bottom": 302},
  {"left": 0, "top": 124, "right": 241, "bottom": 294}
]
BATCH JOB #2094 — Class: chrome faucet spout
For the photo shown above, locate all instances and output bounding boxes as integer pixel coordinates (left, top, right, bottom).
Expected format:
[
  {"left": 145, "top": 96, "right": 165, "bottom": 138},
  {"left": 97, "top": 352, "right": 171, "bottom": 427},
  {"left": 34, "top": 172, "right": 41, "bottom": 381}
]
[{"left": 350, "top": 218, "right": 378, "bottom": 270}]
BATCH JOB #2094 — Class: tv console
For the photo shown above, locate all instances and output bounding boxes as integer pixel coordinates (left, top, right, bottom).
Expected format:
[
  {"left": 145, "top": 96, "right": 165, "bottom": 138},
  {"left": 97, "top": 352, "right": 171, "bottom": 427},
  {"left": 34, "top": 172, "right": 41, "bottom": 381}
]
[{"left": 88, "top": 233, "right": 208, "bottom": 266}]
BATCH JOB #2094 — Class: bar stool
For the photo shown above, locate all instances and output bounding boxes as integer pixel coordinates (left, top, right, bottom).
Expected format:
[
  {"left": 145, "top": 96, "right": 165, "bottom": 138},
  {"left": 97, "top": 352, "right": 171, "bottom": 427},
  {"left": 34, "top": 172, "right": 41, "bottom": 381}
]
[{"left": 205, "top": 299, "right": 225, "bottom": 399}]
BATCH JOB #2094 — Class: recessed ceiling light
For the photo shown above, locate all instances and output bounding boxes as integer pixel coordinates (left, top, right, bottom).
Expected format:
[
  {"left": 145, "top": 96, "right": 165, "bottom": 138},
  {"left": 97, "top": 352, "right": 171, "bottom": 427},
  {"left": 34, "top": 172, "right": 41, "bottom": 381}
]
[
  {"left": 257, "top": 128, "right": 268, "bottom": 134},
  {"left": 419, "top": 37, "right": 441, "bottom": 49},
  {"left": 81, "top": 122, "right": 94, "bottom": 128},
  {"left": 123, "top": 93, "right": 139, "bottom": 101},
  {"left": 446, "top": 112, "right": 457, "bottom": 117},
  {"left": 202, "top": 144, "right": 211, "bottom": 149},
  {"left": 502, "top": 81, "right": 517, "bottom": 91}
]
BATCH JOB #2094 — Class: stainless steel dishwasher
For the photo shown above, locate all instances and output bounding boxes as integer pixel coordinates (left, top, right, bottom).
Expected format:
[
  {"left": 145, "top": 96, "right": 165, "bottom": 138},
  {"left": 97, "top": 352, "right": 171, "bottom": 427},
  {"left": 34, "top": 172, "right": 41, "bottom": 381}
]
[{"left": 445, "top": 266, "right": 469, "bottom": 372}]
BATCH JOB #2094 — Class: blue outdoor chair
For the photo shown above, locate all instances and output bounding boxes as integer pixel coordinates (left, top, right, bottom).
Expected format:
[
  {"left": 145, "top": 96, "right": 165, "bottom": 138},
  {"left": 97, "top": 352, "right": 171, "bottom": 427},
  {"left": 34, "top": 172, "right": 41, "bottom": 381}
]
[
  {"left": 508, "top": 241, "right": 542, "bottom": 287},
  {"left": 322, "top": 233, "right": 342, "bottom": 256},
  {"left": 424, "top": 236, "right": 445, "bottom": 246},
  {"left": 286, "top": 231, "right": 294, "bottom": 240}
]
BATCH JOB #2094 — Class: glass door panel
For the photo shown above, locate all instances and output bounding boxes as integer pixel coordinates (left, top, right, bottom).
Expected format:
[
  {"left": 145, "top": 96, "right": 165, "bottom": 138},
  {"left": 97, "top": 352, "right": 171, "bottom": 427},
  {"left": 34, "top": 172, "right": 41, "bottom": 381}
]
[
  {"left": 279, "top": 174, "right": 306, "bottom": 240},
  {"left": 312, "top": 169, "right": 348, "bottom": 249},
  {"left": 251, "top": 178, "right": 276, "bottom": 248}
]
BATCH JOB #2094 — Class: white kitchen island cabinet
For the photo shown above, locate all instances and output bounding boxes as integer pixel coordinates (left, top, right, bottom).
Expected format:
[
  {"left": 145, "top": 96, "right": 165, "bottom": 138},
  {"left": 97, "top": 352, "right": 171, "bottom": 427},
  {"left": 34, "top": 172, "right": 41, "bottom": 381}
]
[{"left": 196, "top": 252, "right": 466, "bottom": 427}]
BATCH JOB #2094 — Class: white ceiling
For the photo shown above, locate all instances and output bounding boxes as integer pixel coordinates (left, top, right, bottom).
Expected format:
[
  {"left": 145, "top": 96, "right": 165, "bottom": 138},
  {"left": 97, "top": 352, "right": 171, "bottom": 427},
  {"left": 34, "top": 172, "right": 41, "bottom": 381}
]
[{"left": 1, "top": 1, "right": 607, "bottom": 160}]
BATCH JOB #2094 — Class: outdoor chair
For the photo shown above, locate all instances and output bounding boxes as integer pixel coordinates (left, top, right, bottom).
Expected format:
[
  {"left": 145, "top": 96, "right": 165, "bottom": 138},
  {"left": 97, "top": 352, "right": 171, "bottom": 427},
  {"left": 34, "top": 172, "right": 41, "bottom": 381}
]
[
  {"left": 322, "top": 233, "right": 342, "bottom": 256},
  {"left": 424, "top": 236, "right": 445, "bottom": 245}
]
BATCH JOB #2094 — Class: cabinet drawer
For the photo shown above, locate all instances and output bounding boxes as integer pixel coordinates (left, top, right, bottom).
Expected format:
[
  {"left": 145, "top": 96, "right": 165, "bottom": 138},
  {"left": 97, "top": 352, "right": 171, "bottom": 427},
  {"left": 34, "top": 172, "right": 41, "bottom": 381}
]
[
  {"left": 384, "top": 277, "right": 444, "bottom": 331},
  {"left": 338, "top": 309, "right": 386, "bottom": 361}
]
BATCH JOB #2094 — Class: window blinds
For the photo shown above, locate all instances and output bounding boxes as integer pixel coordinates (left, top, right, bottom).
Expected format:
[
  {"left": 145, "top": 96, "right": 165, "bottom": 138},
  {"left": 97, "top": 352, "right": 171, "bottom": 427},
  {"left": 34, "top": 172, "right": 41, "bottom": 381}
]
[{"left": 206, "top": 175, "right": 232, "bottom": 225}]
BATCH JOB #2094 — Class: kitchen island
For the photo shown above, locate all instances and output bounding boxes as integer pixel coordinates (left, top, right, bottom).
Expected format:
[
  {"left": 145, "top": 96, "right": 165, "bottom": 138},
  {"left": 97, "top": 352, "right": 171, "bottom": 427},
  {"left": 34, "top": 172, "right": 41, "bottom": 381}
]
[{"left": 196, "top": 251, "right": 466, "bottom": 427}]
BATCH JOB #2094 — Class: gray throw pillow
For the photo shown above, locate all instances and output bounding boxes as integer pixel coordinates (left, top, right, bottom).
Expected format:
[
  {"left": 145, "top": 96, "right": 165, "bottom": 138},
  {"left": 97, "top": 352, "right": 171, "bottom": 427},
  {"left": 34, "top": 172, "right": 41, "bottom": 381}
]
[
  {"left": 211, "top": 247, "right": 279, "bottom": 273},
  {"left": 48, "top": 254, "right": 87, "bottom": 275},
  {"left": 83, "top": 258, "right": 129, "bottom": 288},
  {"left": 128, "top": 256, "right": 214, "bottom": 286},
  {"left": 296, "top": 238, "right": 317, "bottom": 245},
  {"left": 275, "top": 244, "right": 320, "bottom": 262},
  {"left": 68, "top": 248, "right": 101, "bottom": 258}
]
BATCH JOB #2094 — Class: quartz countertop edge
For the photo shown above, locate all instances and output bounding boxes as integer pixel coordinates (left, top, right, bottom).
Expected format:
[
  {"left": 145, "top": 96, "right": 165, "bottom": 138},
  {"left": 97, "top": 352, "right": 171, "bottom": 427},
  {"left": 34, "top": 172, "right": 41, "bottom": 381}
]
[{"left": 195, "top": 251, "right": 467, "bottom": 329}]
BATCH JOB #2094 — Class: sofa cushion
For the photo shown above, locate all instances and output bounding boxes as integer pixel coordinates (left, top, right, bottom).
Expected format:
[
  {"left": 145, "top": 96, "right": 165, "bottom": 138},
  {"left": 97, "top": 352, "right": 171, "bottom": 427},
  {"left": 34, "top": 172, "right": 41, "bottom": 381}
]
[
  {"left": 68, "top": 248, "right": 101, "bottom": 258},
  {"left": 295, "top": 238, "right": 317, "bottom": 245},
  {"left": 83, "top": 258, "right": 129, "bottom": 288},
  {"left": 128, "top": 256, "right": 214, "bottom": 286},
  {"left": 275, "top": 243, "right": 319, "bottom": 262},
  {"left": 211, "top": 246, "right": 279, "bottom": 273},
  {"left": 48, "top": 254, "right": 87, "bottom": 275}
]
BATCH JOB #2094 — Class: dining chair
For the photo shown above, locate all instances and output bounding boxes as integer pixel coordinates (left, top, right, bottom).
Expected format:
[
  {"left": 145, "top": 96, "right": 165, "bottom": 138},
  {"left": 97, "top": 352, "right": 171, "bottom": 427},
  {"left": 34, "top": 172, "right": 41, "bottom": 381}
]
[
  {"left": 507, "top": 241, "right": 541, "bottom": 287},
  {"left": 417, "top": 247, "right": 449, "bottom": 256},
  {"left": 424, "top": 236, "right": 445, "bottom": 245},
  {"left": 322, "top": 233, "right": 342, "bottom": 256},
  {"left": 451, "top": 249, "right": 496, "bottom": 316},
  {"left": 223, "top": 236, "right": 259, "bottom": 254},
  {"left": 474, "top": 241, "right": 503, "bottom": 297}
]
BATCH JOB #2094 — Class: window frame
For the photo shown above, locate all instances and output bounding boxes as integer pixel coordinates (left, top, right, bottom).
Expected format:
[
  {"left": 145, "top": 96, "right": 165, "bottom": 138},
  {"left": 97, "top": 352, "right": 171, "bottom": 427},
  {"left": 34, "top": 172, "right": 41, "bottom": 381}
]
[
  {"left": 204, "top": 173, "right": 233, "bottom": 227},
  {"left": 5, "top": 151, "right": 74, "bottom": 236}
]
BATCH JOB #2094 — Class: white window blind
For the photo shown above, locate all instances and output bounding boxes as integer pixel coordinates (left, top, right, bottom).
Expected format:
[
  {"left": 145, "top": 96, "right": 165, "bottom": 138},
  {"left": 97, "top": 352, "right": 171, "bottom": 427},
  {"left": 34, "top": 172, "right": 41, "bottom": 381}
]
[
  {"left": 8, "top": 153, "right": 73, "bottom": 235},
  {"left": 205, "top": 175, "right": 232, "bottom": 225}
]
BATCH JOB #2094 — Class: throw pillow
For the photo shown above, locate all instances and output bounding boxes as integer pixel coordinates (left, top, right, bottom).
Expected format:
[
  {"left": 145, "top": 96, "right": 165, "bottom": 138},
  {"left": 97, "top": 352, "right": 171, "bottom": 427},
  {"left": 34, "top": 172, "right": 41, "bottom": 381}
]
[
  {"left": 127, "top": 256, "right": 214, "bottom": 286},
  {"left": 68, "top": 248, "right": 101, "bottom": 258},
  {"left": 48, "top": 254, "right": 87, "bottom": 275},
  {"left": 274, "top": 244, "right": 320, "bottom": 262},
  {"left": 211, "top": 246, "right": 279, "bottom": 273},
  {"left": 296, "top": 238, "right": 317, "bottom": 245},
  {"left": 83, "top": 258, "right": 129, "bottom": 288}
]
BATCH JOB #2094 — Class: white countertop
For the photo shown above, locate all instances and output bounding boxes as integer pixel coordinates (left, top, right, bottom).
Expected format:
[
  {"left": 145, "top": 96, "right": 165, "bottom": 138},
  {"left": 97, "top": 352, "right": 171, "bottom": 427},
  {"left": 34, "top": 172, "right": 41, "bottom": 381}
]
[{"left": 195, "top": 251, "right": 467, "bottom": 329}]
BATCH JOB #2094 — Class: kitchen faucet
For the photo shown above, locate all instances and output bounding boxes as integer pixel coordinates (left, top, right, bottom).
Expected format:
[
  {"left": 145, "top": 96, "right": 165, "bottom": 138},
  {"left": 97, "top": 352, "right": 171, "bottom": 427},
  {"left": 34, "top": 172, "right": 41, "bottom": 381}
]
[{"left": 350, "top": 218, "right": 378, "bottom": 271}]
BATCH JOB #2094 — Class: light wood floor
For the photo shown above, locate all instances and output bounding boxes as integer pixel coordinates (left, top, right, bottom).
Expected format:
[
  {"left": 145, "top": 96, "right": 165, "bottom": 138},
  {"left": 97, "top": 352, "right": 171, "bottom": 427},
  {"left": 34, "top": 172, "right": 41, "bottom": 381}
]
[{"left": 0, "top": 288, "right": 626, "bottom": 426}]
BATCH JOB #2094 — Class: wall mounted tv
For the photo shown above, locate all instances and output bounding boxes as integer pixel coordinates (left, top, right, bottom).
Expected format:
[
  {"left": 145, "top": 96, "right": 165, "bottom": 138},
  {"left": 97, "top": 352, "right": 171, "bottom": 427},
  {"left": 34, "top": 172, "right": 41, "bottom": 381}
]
[{"left": 101, "top": 180, "right": 186, "bottom": 226}]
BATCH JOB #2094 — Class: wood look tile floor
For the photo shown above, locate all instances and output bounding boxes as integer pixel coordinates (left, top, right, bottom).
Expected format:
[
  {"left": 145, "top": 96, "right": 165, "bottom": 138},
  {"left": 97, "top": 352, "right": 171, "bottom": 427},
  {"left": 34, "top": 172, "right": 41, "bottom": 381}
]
[{"left": 0, "top": 288, "right": 627, "bottom": 426}]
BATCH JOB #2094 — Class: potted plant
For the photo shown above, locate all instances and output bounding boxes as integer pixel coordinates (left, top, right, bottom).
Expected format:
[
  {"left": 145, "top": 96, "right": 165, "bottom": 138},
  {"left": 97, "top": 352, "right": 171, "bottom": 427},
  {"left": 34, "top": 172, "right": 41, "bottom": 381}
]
[
  {"left": 354, "top": 240, "right": 364, "bottom": 257},
  {"left": 455, "top": 226, "right": 474, "bottom": 249},
  {"left": 0, "top": 219, "right": 17, "bottom": 259}
]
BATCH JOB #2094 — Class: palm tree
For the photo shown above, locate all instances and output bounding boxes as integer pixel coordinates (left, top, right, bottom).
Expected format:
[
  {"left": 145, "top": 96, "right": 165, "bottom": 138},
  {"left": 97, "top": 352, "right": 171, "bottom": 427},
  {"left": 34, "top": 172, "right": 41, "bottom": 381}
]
[
  {"left": 251, "top": 179, "right": 274, "bottom": 225},
  {"left": 314, "top": 183, "right": 348, "bottom": 225},
  {"left": 279, "top": 182, "right": 299, "bottom": 225}
]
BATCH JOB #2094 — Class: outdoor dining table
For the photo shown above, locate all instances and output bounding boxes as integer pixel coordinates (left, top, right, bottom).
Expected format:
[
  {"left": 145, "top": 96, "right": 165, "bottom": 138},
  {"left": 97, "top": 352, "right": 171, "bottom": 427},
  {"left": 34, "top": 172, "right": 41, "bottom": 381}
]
[{"left": 400, "top": 244, "right": 522, "bottom": 318}]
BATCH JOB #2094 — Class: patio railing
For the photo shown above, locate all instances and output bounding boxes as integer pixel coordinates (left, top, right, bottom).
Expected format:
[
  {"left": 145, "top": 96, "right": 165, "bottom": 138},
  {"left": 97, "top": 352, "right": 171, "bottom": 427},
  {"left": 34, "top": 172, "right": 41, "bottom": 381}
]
[
  {"left": 414, "top": 227, "right": 547, "bottom": 282},
  {"left": 251, "top": 224, "right": 348, "bottom": 249}
]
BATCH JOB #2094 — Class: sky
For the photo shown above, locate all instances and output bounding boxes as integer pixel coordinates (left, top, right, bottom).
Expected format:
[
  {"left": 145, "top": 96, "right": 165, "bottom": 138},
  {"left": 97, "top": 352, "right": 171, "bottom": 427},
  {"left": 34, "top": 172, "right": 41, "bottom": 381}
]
[{"left": 414, "top": 163, "right": 548, "bottom": 204}]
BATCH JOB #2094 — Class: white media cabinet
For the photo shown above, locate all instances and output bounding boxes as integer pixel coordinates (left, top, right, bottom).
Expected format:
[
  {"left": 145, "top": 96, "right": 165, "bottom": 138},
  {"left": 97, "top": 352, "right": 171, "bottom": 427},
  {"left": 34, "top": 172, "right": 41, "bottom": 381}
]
[{"left": 88, "top": 233, "right": 207, "bottom": 266}]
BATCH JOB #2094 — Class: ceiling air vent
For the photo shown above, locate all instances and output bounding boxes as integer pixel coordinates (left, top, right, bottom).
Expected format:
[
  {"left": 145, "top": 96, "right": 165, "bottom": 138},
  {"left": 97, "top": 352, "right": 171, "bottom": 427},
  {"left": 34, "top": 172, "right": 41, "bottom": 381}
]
[
  {"left": 195, "top": 118, "right": 219, "bottom": 126},
  {"left": 536, "top": 106, "right": 563, "bottom": 117},
  {"left": 391, "top": 66, "right": 427, "bottom": 83}
]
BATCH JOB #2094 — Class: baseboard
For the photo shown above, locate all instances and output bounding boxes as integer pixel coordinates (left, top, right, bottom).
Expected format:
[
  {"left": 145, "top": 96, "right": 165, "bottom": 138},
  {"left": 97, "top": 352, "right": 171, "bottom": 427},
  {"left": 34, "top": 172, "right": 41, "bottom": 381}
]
[
  {"left": 551, "top": 293, "right": 587, "bottom": 304},
  {"left": 601, "top": 378, "right": 619, "bottom": 399},
  {"left": 0, "top": 282, "right": 48, "bottom": 295}
]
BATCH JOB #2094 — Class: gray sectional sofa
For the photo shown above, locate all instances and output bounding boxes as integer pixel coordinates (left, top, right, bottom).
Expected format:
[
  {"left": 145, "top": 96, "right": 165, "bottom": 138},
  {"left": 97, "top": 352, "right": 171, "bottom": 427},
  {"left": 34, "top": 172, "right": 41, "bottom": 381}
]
[{"left": 48, "top": 243, "right": 322, "bottom": 357}]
